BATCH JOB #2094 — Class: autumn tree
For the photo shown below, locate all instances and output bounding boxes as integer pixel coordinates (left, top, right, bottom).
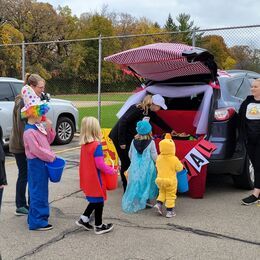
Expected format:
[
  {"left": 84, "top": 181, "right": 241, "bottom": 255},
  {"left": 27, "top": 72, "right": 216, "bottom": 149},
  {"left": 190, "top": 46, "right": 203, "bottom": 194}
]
[
  {"left": 229, "top": 45, "right": 260, "bottom": 72},
  {"left": 0, "top": 23, "right": 24, "bottom": 77},
  {"left": 200, "top": 35, "right": 236, "bottom": 69},
  {"left": 164, "top": 13, "right": 202, "bottom": 45}
]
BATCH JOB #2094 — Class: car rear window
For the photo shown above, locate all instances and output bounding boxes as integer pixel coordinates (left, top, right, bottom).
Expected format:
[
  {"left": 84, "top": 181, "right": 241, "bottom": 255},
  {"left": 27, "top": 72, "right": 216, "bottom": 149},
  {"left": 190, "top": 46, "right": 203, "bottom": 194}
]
[
  {"left": 0, "top": 82, "right": 14, "bottom": 101},
  {"left": 12, "top": 82, "right": 23, "bottom": 96},
  {"left": 222, "top": 77, "right": 251, "bottom": 100}
]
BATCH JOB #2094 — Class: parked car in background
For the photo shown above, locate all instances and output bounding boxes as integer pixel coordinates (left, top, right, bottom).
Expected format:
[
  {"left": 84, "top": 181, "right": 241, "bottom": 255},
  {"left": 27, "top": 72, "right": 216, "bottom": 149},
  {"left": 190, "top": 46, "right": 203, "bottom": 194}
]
[{"left": 0, "top": 77, "right": 79, "bottom": 145}]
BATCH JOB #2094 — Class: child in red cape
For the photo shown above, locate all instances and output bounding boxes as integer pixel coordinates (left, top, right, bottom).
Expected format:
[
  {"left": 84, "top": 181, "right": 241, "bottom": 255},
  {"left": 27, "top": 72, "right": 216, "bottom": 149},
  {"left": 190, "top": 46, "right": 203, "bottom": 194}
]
[{"left": 76, "top": 117, "right": 117, "bottom": 235}]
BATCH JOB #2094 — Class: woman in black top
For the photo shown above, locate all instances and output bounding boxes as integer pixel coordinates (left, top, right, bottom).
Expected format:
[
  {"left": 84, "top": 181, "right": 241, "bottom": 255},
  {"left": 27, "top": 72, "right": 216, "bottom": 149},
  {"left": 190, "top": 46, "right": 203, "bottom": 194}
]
[
  {"left": 239, "top": 78, "right": 260, "bottom": 205},
  {"left": 109, "top": 94, "right": 172, "bottom": 192}
]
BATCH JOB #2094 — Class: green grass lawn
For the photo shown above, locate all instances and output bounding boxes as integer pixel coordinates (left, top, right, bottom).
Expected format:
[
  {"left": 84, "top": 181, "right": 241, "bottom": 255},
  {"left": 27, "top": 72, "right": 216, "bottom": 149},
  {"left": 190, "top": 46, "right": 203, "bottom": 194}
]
[
  {"left": 78, "top": 104, "right": 122, "bottom": 128},
  {"left": 55, "top": 93, "right": 131, "bottom": 102}
]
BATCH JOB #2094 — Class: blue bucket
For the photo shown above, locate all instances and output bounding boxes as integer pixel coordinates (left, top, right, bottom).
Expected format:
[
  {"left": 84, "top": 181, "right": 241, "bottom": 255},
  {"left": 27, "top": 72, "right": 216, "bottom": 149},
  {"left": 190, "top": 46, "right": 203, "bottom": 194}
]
[
  {"left": 177, "top": 169, "right": 189, "bottom": 193},
  {"left": 46, "top": 157, "right": 66, "bottom": 183}
]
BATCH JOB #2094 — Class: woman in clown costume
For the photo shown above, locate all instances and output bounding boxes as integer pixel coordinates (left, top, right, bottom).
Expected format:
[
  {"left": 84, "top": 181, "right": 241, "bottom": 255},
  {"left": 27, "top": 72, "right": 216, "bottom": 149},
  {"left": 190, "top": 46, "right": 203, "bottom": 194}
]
[{"left": 21, "top": 81, "right": 56, "bottom": 231}]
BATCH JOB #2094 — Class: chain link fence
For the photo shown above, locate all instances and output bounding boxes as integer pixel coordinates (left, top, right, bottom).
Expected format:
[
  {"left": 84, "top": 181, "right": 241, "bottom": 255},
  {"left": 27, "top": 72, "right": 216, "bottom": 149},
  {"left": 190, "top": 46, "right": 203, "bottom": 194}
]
[{"left": 1, "top": 25, "right": 260, "bottom": 129}]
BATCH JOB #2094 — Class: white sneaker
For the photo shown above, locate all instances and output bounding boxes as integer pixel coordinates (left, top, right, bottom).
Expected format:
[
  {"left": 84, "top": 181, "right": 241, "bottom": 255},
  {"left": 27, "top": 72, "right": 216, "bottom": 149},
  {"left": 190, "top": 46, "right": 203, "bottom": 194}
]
[
  {"left": 154, "top": 203, "right": 163, "bottom": 215},
  {"left": 166, "top": 209, "right": 176, "bottom": 218}
]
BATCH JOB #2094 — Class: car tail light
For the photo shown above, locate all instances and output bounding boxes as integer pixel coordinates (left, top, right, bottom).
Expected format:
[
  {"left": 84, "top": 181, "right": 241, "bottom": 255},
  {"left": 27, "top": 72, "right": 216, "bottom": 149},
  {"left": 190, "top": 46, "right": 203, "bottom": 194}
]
[{"left": 214, "top": 107, "right": 236, "bottom": 121}]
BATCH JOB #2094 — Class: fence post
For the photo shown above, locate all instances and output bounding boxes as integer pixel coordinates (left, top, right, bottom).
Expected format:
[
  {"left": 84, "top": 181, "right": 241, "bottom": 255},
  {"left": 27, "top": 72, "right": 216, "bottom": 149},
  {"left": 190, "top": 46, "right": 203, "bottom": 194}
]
[
  {"left": 192, "top": 29, "right": 196, "bottom": 47},
  {"left": 98, "top": 34, "right": 102, "bottom": 123},
  {"left": 22, "top": 41, "right": 25, "bottom": 80}
]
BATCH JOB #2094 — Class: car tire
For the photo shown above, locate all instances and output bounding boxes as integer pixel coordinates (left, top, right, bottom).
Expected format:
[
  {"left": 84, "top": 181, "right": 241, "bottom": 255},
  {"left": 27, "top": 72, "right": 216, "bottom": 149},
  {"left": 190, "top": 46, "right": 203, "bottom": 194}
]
[
  {"left": 232, "top": 155, "right": 254, "bottom": 190},
  {"left": 54, "top": 117, "right": 74, "bottom": 145}
]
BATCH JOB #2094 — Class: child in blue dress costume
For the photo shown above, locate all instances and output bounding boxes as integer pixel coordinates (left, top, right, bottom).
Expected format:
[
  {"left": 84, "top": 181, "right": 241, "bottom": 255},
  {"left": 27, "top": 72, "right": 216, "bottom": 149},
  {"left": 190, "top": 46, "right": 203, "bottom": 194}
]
[{"left": 122, "top": 120, "right": 158, "bottom": 213}]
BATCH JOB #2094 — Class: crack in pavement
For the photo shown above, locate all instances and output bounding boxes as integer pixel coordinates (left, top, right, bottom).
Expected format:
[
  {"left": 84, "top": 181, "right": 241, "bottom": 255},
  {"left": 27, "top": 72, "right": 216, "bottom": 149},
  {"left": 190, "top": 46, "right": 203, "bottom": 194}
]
[
  {"left": 114, "top": 221, "right": 260, "bottom": 246},
  {"left": 15, "top": 217, "right": 260, "bottom": 259},
  {"left": 166, "top": 223, "right": 260, "bottom": 246},
  {"left": 49, "top": 190, "right": 81, "bottom": 204},
  {"left": 15, "top": 227, "right": 82, "bottom": 260}
]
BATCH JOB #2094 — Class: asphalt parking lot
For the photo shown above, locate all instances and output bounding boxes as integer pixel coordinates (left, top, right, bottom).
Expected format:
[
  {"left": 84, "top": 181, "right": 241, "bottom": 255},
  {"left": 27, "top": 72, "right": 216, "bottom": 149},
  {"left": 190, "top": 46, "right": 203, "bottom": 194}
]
[{"left": 1, "top": 136, "right": 259, "bottom": 260}]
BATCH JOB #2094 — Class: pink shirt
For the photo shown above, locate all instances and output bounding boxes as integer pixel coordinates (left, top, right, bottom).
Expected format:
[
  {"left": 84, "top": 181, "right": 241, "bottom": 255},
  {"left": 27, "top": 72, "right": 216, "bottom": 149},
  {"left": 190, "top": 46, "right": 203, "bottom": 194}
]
[{"left": 23, "top": 127, "right": 56, "bottom": 162}]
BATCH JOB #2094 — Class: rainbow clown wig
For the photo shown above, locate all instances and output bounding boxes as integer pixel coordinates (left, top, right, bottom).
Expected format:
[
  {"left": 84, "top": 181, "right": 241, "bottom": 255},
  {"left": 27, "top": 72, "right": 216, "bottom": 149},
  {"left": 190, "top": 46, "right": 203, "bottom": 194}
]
[{"left": 21, "top": 85, "right": 50, "bottom": 119}]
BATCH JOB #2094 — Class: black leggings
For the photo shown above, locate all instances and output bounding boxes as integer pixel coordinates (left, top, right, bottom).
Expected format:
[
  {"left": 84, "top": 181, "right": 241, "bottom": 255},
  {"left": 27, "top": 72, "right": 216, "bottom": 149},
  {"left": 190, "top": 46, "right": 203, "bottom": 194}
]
[
  {"left": 83, "top": 202, "right": 104, "bottom": 226},
  {"left": 112, "top": 142, "right": 130, "bottom": 192},
  {"left": 247, "top": 142, "right": 260, "bottom": 189}
]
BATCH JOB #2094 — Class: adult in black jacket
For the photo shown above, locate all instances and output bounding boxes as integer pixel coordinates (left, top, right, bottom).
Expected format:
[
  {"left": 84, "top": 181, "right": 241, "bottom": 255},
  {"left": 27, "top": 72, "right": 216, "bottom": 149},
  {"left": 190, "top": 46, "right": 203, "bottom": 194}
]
[
  {"left": 109, "top": 94, "right": 172, "bottom": 191},
  {"left": 0, "top": 139, "right": 7, "bottom": 212},
  {"left": 239, "top": 78, "right": 260, "bottom": 205}
]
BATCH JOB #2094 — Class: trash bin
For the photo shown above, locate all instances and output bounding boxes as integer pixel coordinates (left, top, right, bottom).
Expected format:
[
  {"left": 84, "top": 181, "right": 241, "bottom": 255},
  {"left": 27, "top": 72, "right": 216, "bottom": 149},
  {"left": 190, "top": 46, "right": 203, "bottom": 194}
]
[{"left": 46, "top": 157, "right": 66, "bottom": 183}]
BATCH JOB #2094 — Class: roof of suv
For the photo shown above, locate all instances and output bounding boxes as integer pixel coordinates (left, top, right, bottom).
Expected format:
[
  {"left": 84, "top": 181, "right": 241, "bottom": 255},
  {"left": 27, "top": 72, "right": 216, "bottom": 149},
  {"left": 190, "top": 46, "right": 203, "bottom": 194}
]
[
  {"left": 0, "top": 77, "right": 22, "bottom": 82},
  {"left": 226, "top": 70, "right": 260, "bottom": 77}
]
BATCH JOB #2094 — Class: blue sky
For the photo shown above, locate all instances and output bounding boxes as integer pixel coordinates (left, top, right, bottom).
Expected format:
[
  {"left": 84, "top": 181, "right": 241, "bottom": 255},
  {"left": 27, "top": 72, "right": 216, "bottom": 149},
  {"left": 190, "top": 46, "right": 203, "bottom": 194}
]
[{"left": 41, "top": 0, "right": 260, "bottom": 29}]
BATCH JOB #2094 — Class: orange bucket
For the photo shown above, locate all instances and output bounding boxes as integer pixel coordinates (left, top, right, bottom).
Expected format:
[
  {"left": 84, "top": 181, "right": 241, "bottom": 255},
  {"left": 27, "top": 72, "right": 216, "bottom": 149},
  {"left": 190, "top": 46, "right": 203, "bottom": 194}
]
[{"left": 104, "top": 159, "right": 118, "bottom": 190}]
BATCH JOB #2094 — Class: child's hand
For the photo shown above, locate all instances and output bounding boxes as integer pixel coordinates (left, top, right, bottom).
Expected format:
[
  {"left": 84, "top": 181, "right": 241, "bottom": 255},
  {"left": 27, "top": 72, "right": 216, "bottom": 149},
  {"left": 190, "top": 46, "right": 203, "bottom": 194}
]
[
  {"left": 0, "top": 185, "right": 6, "bottom": 189},
  {"left": 45, "top": 118, "right": 53, "bottom": 130},
  {"left": 113, "top": 165, "right": 120, "bottom": 174}
]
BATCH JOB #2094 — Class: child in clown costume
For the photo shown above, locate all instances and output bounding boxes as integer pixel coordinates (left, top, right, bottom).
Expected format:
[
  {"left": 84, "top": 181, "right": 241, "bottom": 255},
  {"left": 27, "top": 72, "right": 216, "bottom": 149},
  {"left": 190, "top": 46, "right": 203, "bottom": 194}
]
[
  {"left": 154, "top": 134, "right": 183, "bottom": 218},
  {"left": 122, "top": 120, "right": 158, "bottom": 213},
  {"left": 76, "top": 116, "right": 117, "bottom": 235},
  {"left": 22, "top": 84, "right": 56, "bottom": 231}
]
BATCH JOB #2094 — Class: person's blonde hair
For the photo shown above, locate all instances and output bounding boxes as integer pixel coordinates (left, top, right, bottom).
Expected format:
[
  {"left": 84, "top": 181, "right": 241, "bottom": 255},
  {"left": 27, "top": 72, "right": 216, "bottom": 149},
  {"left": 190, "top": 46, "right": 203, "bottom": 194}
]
[
  {"left": 79, "top": 117, "right": 101, "bottom": 145},
  {"left": 24, "top": 73, "right": 45, "bottom": 87},
  {"left": 136, "top": 94, "right": 153, "bottom": 115},
  {"left": 252, "top": 78, "right": 260, "bottom": 85},
  {"left": 134, "top": 133, "right": 152, "bottom": 140}
]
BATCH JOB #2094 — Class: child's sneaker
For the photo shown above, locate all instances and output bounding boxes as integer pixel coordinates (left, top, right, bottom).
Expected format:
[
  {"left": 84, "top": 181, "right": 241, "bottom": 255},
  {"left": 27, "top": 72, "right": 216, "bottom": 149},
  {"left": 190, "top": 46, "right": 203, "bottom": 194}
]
[
  {"left": 36, "top": 224, "right": 53, "bottom": 231},
  {"left": 166, "top": 209, "right": 176, "bottom": 218},
  {"left": 75, "top": 219, "right": 93, "bottom": 231},
  {"left": 146, "top": 200, "right": 154, "bottom": 208},
  {"left": 94, "top": 223, "right": 114, "bottom": 235},
  {"left": 241, "top": 194, "right": 259, "bottom": 205},
  {"left": 15, "top": 206, "right": 29, "bottom": 216},
  {"left": 154, "top": 203, "right": 163, "bottom": 215}
]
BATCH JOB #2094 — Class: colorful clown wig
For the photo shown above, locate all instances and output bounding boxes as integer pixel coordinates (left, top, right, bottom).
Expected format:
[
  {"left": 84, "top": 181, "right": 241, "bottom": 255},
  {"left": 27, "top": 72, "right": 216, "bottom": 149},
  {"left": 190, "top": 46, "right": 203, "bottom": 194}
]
[
  {"left": 21, "top": 102, "right": 49, "bottom": 119},
  {"left": 21, "top": 85, "right": 50, "bottom": 119}
]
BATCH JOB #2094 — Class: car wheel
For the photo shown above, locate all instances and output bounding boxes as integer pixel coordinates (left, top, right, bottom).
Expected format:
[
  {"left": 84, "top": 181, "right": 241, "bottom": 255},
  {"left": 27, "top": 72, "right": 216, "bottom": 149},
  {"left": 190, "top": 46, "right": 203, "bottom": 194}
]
[
  {"left": 54, "top": 117, "right": 74, "bottom": 145},
  {"left": 232, "top": 155, "right": 254, "bottom": 189}
]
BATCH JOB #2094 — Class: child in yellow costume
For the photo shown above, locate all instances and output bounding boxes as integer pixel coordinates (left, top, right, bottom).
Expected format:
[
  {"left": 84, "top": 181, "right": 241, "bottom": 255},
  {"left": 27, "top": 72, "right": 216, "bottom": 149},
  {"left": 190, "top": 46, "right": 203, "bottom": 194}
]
[{"left": 154, "top": 134, "right": 183, "bottom": 218}]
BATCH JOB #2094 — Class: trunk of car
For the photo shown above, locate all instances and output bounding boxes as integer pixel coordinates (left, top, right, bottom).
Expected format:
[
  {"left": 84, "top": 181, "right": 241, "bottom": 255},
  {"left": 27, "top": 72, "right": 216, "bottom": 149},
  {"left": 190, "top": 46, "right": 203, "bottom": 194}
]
[
  {"left": 153, "top": 109, "right": 206, "bottom": 159},
  {"left": 152, "top": 106, "right": 211, "bottom": 199},
  {"left": 148, "top": 84, "right": 215, "bottom": 161}
]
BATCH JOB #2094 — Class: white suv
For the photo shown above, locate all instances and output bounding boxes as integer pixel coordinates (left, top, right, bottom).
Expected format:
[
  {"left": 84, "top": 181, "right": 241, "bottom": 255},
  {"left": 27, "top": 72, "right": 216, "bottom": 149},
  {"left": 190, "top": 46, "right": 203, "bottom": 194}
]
[{"left": 0, "top": 77, "right": 79, "bottom": 145}]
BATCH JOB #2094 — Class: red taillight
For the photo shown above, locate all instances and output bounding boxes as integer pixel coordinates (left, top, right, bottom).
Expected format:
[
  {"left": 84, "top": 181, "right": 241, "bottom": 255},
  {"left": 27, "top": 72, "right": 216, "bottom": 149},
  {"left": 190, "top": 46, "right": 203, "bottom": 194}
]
[{"left": 214, "top": 107, "right": 236, "bottom": 121}]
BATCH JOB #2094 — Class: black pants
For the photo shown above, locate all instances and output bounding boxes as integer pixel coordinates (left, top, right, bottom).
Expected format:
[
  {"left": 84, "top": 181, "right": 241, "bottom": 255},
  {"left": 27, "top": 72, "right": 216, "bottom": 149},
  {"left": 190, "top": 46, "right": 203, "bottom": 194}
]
[
  {"left": 83, "top": 202, "right": 104, "bottom": 226},
  {"left": 14, "top": 153, "right": 28, "bottom": 208},
  {"left": 112, "top": 142, "right": 130, "bottom": 192},
  {"left": 0, "top": 188, "right": 3, "bottom": 212},
  {"left": 247, "top": 141, "right": 260, "bottom": 189}
]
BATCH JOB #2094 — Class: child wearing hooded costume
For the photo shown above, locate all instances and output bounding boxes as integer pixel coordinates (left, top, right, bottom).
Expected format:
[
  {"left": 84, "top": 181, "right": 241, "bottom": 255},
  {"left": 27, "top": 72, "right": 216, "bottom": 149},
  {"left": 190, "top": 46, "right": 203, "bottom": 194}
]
[
  {"left": 21, "top": 84, "right": 56, "bottom": 231},
  {"left": 154, "top": 134, "right": 183, "bottom": 218},
  {"left": 122, "top": 120, "right": 158, "bottom": 213}
]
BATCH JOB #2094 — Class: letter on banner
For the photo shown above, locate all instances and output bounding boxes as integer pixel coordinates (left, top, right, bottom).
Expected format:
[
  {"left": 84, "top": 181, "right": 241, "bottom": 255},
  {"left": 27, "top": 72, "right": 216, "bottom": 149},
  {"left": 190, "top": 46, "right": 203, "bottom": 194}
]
[
  {"left": 182, "top": 159, "right": 198, "bottom": 180},
  {"left": 195, "top": 139, "right": 217, "bottom": 158},
  {"left": 185, "top": 148, "right": 209, "bottom": 172}
]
